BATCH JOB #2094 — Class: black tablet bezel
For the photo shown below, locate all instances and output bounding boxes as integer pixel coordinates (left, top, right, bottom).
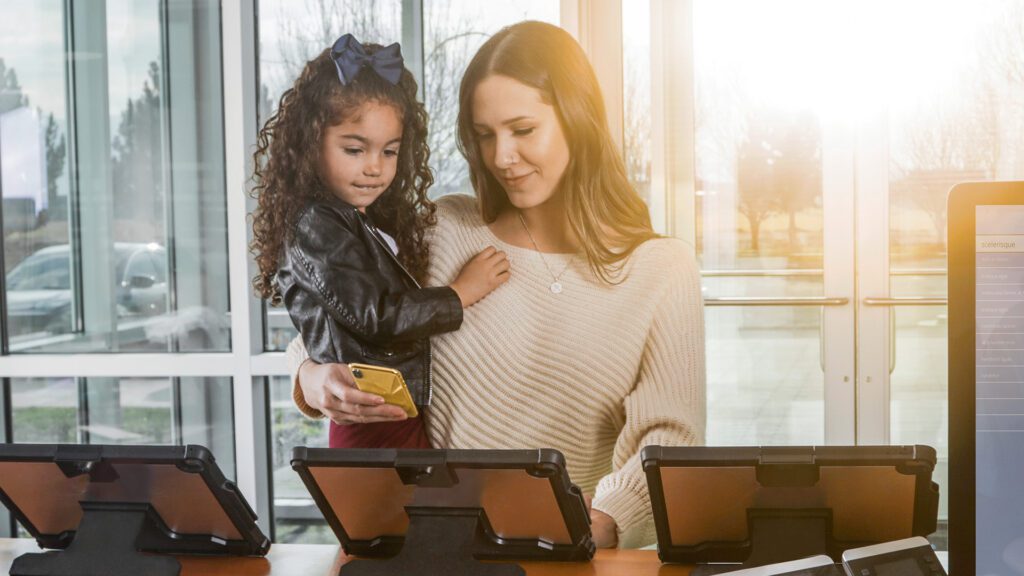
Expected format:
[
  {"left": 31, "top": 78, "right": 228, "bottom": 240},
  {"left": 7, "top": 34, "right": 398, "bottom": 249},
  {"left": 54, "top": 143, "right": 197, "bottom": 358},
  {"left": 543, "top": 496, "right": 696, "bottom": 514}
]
[
  {"left": 642, "top": 445, "right": 938, "bottom": 563},
  {"left": 948, "top": 180, "right": 1024, "bottom": 574},
  {"left": 291, "top": 447, "right": 595, "bottom": 561},
  {"left": 0, "top": 443, "right": 270, "bottom": 556}
]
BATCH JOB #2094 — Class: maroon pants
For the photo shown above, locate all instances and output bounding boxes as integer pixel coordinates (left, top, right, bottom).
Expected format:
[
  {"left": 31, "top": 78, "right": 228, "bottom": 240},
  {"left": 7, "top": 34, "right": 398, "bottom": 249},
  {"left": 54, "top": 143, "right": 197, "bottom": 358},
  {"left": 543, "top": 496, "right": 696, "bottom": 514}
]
[{"left": 328, "top": 416, "right": 431, "bottom": 448}]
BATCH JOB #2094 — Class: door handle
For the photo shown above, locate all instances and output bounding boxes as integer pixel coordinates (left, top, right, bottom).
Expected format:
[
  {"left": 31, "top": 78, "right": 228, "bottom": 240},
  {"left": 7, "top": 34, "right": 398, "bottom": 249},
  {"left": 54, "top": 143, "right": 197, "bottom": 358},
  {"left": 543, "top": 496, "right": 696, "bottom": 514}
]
[{"left": 862, "top": 297, "right": 947, "bottom": 374}]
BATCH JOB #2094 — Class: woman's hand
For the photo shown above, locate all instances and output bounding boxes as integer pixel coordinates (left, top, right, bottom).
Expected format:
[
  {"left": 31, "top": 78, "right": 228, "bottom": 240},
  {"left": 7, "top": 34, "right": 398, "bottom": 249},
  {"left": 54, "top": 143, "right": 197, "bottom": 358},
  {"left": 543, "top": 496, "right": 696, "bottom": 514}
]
[
  {"left": 298, "top": 359, "right": 407, "bottom": 425},
  {"left": 584, "top": 496, "right": 619, "bottom": 548}
]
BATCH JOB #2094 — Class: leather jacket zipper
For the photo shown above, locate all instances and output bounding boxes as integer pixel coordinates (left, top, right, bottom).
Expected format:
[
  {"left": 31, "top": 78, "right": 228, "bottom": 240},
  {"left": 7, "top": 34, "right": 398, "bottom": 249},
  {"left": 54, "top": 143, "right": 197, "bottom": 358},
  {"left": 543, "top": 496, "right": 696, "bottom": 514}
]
[
  {"left": 358, "top": 210, "right": 432, "bottom": 406},
  {"left": 358, "top": 214, "right": 421, "bottom": 288}
]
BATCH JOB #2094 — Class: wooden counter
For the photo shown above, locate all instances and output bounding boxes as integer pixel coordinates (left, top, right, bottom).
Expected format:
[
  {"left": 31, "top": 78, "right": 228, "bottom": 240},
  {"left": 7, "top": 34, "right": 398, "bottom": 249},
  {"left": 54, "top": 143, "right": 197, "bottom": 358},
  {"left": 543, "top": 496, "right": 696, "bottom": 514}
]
[{"left": 0, "top": 538, "right": 692, "bottom": 575}]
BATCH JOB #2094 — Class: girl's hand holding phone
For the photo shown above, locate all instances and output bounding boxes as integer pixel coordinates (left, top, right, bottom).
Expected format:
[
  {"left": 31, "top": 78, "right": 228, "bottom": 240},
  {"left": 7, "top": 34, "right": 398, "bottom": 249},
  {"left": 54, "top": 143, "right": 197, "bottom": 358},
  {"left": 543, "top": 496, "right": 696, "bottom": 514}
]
[
  {"left": 449, "top": 246, "right": 511, "bottom": 308},
  {"left": 298, "top": 359, "right": 408, "bottom": 425}
]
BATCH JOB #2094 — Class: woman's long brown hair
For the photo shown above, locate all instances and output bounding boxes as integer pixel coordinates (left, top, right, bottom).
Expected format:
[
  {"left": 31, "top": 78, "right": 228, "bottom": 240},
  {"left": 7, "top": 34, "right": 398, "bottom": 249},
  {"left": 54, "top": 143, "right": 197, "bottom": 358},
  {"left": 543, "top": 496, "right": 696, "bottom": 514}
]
[
  {"left": 456, "top": 20, "right": 658, "bottom": 284},
  {"left": 250, "top": 45, "right": 435, "bottom": 304}
]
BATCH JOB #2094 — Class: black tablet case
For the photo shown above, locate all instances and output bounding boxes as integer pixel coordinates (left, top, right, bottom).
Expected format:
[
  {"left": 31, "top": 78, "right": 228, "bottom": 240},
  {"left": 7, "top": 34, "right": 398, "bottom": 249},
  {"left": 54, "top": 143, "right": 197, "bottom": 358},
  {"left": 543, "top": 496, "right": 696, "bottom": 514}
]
[
  {"left": 643, "top": 445, "right": 938, "bottom": 564},
  {"left": 291, "top": 447, "right": 595, "bottom": 562},
  {"left": 0, "top": 443, "right": 270, "bottom": 556}
]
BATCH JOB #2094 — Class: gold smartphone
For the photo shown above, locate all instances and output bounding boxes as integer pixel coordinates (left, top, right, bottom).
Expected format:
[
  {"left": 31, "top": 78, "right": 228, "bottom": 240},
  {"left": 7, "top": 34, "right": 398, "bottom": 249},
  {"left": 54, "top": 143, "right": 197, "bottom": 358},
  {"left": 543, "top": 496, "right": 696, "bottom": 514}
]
[{"left": 348, "top": 363, "right": 419, "bottom": 418}]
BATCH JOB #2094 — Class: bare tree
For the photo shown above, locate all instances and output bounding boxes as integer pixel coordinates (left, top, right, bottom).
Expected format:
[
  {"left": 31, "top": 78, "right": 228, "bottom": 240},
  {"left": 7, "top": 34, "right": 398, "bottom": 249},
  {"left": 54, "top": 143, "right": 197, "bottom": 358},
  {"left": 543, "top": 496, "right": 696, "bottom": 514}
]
[
  {"left": 892, "top": 70, "right": 1002, "bottom": 247},
  {"left": 735, "top": 137, "right": 779, "bottom": 253},
  {"left": 422, "top": 9, "right": 489, "bottom": 197},
  {"left": 734, "top": 109, "right": 821, "bottom": 254},
  {"left": 267, "top": 0, "right": 484, "bottom": 197},
  {"left": 986, "top": 0, "right": 1024, "bottom": 85},
  {"left": 273, "top": 0, "right": 401, "bottom": 81}
]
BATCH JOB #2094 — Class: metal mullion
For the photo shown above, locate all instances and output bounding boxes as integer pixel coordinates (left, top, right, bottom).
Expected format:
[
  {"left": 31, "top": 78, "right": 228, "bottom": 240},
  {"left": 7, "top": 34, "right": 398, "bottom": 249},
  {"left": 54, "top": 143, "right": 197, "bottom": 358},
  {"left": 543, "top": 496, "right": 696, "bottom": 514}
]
[
  {"left": 0, "top": 378, "right": 10, "bottom": 537},
  {"left": 650, "top": 0, "right": 696, "bottom": 244},
  {"left": 821, "top": 111, "right": 857, "bottom": 445},
  {"left": 250, "top": 352, "right": 288, "bottom": 377},
  {"left": 561, "top": 0, "right": 624, "bottom": 149},
  {"left": 171, "top": 376, "right": 183, "bottom": 445},
  {"left": 223, "top": 0, "right": 264, "bottom": 532},
  {"left": 854, "top": 107, "right": 892, "bottom": 445},
  {"left": 1, "top": 378, "right": 10, "bottom": 444},
  {"left": 0, "top": 353, "right": 236, "bottom": 378},
  {"left": 705, "top": 297, "right": 848, "bottom": 307},
  {"left": 0, "top": 141, "right": 7, "bottom": 356},
  {"left": 402, "top": 0, "right": 424, "bottom": 99},
  {"left": 157, "top": 0, "right": 179, "bottom": 353},
  {"left": 63, "top": 0, "right": 85, "bottom": 338},
  {"left": 77, "top": 377, "right": 89, "bottom": 444}
]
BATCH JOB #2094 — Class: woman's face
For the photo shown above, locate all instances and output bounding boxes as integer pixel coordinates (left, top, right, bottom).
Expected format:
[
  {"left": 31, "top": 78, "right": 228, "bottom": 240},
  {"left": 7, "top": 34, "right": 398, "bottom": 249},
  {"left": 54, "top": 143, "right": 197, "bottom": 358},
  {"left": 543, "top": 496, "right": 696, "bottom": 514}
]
[{"left": 471, "top": 74, "right": 570, "bottom": 211}]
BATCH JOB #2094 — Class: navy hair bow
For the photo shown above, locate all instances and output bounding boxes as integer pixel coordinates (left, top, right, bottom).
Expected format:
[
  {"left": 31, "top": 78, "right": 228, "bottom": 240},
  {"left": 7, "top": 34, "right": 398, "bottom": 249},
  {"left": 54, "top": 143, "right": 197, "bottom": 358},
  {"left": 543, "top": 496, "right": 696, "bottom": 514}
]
[{"left": 330, "top": 34, "right": 404, "bottom": 86}]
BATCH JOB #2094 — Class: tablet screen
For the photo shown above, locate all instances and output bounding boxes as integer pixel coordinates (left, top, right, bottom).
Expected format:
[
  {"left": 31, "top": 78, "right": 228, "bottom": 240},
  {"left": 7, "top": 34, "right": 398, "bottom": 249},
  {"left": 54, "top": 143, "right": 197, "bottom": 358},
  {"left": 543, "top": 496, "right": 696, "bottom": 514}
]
[{"left": 975, "top": 204, "right": 1024, "bottom": 571}]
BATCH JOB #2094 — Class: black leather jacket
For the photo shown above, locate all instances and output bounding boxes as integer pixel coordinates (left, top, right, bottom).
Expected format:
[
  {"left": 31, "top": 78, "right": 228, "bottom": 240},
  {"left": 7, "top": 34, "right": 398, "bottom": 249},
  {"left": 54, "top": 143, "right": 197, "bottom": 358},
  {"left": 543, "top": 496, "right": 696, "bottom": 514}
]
[{"left": 276, "top": 197, "right": 463, "bottom": 406}]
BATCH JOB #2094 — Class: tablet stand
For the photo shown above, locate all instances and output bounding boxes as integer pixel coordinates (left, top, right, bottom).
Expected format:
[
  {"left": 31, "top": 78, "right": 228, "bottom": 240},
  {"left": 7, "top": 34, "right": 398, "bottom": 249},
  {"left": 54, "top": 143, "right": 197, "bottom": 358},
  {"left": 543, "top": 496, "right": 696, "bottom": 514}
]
[
  {"left": 692, "top": 508, "right": 833, "bottom": 576},
  {"left": 340, "top": 507, "right": 524, "bottom": 576},
  {"left": 10, "top": 502, "right": 181, "bottom": 576}
]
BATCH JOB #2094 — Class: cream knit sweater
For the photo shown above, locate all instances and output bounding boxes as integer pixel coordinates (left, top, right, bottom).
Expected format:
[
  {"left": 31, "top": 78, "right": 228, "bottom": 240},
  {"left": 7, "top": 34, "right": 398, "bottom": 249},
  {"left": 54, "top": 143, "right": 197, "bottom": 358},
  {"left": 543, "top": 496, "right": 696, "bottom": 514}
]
[{"left": 287, "top": 194, "right": 706, "bottom": 546}]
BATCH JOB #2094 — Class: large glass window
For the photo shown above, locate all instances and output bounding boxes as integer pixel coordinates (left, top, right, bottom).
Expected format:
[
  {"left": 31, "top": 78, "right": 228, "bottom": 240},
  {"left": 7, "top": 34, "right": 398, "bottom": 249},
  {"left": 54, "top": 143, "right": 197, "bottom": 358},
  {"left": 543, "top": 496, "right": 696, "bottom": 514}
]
[
  {"left": 8, "top": 376, "right": 234, "bottom": 475},
  {"left": 0, "top": 0, "right": 229, "bottom": 354},
  {"left": 267, "top": 376, "right": 330, "bottom": 543}
]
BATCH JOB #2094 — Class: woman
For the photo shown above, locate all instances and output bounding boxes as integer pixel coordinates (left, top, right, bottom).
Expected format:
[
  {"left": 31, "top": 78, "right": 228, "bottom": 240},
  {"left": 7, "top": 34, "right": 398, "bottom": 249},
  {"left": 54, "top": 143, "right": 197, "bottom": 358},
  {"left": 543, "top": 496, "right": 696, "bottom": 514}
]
[{"left": 287, "top": 20, "right": 706, "bottom": 548}]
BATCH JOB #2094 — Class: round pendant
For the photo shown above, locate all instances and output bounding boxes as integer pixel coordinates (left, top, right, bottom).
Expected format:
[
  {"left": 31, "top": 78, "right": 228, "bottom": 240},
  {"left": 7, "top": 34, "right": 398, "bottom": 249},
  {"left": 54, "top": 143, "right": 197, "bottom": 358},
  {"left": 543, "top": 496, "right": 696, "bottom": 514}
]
[{"left": 550, "top": 282, "right": 563, "bottom": 294}]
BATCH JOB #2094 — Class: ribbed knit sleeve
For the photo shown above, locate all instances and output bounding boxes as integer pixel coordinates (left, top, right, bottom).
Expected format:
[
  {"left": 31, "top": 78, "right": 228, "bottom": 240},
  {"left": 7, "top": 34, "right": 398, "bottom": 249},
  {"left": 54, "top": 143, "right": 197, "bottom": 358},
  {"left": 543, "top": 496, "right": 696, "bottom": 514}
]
[
  {"left": 590, "top": 244, "right": 707, "bottom": 547},
  {"left": 287, "top": 335, "right": 323, "bottom": 420}
]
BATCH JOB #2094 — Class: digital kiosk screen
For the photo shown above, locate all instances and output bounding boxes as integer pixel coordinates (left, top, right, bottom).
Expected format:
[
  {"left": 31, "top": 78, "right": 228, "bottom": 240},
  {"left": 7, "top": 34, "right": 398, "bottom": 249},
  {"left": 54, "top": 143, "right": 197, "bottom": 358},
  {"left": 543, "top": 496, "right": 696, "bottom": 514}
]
[{"left": 975, "top": 205, "right": 1024, "bottom": 571}]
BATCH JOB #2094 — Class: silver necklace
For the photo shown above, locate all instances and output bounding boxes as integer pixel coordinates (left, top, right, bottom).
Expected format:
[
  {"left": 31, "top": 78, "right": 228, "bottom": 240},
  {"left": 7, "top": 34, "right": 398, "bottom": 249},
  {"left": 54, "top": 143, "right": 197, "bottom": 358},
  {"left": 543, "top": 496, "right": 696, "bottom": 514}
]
[{"left": 517, "top": 211, "right": 574, "bottom": 294}]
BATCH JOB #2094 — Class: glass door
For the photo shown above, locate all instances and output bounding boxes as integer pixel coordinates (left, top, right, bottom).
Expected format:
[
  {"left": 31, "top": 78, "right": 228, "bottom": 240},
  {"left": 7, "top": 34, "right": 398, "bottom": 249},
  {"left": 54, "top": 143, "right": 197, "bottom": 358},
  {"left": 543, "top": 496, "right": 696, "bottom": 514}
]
[{"left": 631, "top": 0, "right": 1024, "bottom": 552}]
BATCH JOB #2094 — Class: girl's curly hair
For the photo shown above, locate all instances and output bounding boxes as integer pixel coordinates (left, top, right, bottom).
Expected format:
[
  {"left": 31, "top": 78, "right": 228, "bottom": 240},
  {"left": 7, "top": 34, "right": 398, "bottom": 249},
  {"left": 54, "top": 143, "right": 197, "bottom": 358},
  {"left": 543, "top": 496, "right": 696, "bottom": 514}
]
[{"left": 250, "top": 44, "right": 436, "bottom": 305}]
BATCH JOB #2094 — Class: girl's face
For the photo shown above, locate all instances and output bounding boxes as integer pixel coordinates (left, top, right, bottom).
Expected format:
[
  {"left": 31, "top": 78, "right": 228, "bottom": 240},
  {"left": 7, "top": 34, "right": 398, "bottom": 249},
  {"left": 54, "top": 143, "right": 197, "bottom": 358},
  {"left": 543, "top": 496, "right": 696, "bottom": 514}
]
[
  {"left": 471, "top": 75, "right": 570, "bottom": 212},
  {"left": 319, "top": 101, "right": 403, "bottom": 213}
]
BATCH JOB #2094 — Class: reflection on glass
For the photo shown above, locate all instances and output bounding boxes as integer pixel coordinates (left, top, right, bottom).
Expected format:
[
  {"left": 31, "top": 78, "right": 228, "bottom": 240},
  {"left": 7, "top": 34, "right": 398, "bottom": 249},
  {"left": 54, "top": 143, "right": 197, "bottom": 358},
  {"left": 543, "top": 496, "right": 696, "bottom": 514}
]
[
  {"left": 10, "top": 379, "right": 79, "bottom": 443},
  {"left": 705, "top": 307, "right": 824, "bottom": 446},
  {"left": 269, "top": 376, "right": 331, "bottom": 543},
  {"left": 1, "top": 0, "right": 72, "bottom": 342},
  {"left": 1, "top": 1, "right": 229, "bottom": 353},
  {"left": 9, "top": 377, "right": 235, "bottom": 478}
]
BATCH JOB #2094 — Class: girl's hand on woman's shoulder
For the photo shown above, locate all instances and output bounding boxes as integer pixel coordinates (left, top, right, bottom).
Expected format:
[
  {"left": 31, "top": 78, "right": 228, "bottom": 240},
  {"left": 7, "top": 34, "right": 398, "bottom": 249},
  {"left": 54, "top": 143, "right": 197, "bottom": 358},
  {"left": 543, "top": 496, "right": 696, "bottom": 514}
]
[{"left": 298, "top": 359, "right": 407, "bottom": 425}]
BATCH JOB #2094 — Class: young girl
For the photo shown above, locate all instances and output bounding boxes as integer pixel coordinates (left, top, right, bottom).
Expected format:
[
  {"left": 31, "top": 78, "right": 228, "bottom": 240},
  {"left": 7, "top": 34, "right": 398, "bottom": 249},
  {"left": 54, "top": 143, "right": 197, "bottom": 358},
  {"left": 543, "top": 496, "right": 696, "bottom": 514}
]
[{"left": 250, "top": 34, "right": 509, "bottom": 448}]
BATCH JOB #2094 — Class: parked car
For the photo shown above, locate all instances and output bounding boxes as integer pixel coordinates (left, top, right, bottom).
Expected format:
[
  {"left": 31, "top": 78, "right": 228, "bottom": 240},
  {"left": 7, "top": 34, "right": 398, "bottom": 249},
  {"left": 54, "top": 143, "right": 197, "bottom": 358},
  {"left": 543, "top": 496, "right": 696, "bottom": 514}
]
[{"left": 5, "top": 243, "right": 168, "bottom": 337}]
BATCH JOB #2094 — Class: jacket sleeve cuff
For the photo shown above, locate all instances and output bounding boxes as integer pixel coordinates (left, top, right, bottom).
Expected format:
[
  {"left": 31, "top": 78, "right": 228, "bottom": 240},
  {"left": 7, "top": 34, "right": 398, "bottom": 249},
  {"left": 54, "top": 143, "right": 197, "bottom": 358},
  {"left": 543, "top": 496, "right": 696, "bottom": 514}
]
[{"left": 424, "top": 286, "right": 463, "bottom": 332}]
